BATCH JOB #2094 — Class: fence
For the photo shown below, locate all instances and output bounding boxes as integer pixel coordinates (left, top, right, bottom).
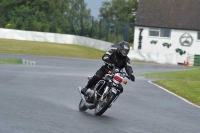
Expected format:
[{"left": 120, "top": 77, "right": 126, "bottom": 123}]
[
  {"left": 0, "top": 10, "right": 131, "bottom": 44},
  {"left": 185, "top": 54, "right": 200, "bottom": 66}
]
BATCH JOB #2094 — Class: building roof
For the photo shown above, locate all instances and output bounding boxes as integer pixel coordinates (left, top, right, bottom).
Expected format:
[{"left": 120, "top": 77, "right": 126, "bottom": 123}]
[{"left": 135, "top": 0, "right": 200, "bottom": 31}]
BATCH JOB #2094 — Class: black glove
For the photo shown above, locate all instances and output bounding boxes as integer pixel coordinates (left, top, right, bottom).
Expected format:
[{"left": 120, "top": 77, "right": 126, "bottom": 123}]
[{"left": 129, "top": 73, "right": 135, "bottom": 82}]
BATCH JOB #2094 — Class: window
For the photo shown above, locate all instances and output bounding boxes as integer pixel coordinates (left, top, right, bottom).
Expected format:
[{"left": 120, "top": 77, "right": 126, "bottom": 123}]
[
  {"left": 160, "top": 28, "right": 171, "bottom": 37},
  {"left": 149, "top": 28, "right": 171, "bottom": 37},
  {"left": 198, "top": 31, "right": 200, "bottom": 40},
  {"left": 149, "top": 28, "right": 159, "bottom": 36}
]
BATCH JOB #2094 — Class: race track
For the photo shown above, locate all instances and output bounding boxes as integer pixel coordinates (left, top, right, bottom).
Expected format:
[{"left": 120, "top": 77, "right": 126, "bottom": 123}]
[{"left": 0, "top": 54, "right": 199, "bottom": 133}]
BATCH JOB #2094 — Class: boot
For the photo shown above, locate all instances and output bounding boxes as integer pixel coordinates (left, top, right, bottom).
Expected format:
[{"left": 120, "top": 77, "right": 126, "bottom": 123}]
[{"left": 81, "top": 87, "right": 88, "bottom": 95}]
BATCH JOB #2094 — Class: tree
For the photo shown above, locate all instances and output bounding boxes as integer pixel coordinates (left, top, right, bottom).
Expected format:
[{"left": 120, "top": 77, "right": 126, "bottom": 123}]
[
  {"left": 99, "top": 0, "right": 138, "bottom": 43},
  {"left": 65, "top": 0, "right": 91, "bottom": 35},
  {"left": 0, "top": 0, "right": 91, "bottom": 34},
  {"left": 0, "top": 0, "right": 56, "bottom": 31}
]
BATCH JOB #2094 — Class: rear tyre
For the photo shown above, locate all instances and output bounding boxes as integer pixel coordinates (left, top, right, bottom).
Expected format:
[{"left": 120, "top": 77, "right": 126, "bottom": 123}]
[
  {"left": 94, "top": 92, "right": 116, "bottom": 116},
  {"left": 79, "top": 99, "right": 88, "bottom": 112}
]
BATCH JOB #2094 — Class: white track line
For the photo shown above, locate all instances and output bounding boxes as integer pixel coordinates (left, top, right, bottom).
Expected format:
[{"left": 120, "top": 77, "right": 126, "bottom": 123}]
[{"left": 148, "top": 80, "right": 200, "bottom": 109}]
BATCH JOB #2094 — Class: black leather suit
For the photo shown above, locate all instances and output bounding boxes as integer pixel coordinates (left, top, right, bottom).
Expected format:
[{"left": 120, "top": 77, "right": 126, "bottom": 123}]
[{"left": 85, "top": 48, "right": 135, "bottom": 93}]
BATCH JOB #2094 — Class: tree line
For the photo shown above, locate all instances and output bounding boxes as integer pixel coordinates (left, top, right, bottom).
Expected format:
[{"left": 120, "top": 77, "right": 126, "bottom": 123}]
[{"left": 0, "top": 0, "right": 137, "bottom": 43}]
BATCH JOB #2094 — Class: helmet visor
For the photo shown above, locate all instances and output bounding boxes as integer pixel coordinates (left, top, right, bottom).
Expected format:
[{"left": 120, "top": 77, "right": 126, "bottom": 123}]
[{"left": 121, "top": 49, "right": 129, "bottom": 56}]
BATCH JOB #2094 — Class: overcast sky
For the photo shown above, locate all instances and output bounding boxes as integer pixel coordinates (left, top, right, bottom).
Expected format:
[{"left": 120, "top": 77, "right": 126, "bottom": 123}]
[{"left": 84, "top": 0, "right": 110, "bottom": 17}]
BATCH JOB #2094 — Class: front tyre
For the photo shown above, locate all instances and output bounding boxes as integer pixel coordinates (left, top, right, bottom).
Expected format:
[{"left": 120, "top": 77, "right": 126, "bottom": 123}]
[
  {"left": 94, "top": 92, "right": 116, "bottom": 116},
  {"left": 79, "top": 99, "right": 88, "bottom": 112}
]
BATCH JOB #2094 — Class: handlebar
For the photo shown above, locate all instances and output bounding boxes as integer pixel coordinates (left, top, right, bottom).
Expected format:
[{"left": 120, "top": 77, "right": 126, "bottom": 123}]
[
  {"left": 104, "top": 62, "right": 131, "bottom": 80},
  {"left": 121, "top": 71, "right": 131, "bottom": 80},
  {"left": 126, "top": 75, "right": 131, "bottom": 80}
]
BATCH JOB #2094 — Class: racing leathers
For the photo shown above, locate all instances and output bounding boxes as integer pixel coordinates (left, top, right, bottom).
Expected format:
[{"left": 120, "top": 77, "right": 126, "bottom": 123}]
[{"left": 82, "top": 48, "right": 135, "bottom": 94}]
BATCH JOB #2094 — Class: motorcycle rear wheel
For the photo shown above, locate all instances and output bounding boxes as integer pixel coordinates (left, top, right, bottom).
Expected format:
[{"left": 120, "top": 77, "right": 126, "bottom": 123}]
[
  {"left": 79, "top": 99, "right": 88, "bottom": 112},
  {"left": 94, "top": 92, "right": 116, "bottom": 116}
]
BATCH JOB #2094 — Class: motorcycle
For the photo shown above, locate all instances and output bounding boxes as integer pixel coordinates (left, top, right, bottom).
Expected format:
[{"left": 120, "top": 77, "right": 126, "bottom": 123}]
[{"left": 78, "top": 62, "right": 131, "bottom": 116}]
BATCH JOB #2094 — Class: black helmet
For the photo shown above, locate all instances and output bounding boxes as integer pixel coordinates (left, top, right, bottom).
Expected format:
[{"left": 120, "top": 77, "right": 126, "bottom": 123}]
[{"left": 117, "top": 41, "right": 130, "bottom": 56}]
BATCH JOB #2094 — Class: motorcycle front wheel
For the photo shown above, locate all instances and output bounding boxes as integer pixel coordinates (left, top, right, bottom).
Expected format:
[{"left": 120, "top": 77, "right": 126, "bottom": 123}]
[
  {"left": 79, "top": 99, "right": 88, "bottom": 112},
  {"left": 94, "top": 92, "right": 116, "bottom": 116}
]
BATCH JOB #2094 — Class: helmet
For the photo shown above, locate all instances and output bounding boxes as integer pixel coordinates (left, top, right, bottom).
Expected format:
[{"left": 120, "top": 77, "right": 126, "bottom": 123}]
[{"left": 117, "top": 41, "right": 130, "bottom": 56}]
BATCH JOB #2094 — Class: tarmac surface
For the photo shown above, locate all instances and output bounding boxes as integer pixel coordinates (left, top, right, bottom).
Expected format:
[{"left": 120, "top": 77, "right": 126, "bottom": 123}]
[{"left": 0, "top": 54, "right": 199, "bottom": 133}]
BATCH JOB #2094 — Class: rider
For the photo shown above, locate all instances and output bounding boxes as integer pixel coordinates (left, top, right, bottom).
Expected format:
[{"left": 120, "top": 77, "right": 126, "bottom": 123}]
[{"left": 81, "top": 41, "right": 135, "bottom": 95}]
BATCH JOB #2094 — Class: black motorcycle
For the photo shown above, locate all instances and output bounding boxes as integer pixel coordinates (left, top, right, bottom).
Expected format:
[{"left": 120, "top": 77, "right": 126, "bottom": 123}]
[{"left": 78, "top": 62, "right": 131, "bottom": 116}]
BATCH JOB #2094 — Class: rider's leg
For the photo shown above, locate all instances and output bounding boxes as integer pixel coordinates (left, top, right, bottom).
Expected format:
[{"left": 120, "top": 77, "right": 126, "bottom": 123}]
[{"left": 81, "top": 69, "right": 106, "bottom": 95}]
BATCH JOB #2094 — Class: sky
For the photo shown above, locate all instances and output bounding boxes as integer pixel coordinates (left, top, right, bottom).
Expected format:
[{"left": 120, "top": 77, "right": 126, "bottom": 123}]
[{"left": 84, "top": 0, "right": 110, "bottom": 18}]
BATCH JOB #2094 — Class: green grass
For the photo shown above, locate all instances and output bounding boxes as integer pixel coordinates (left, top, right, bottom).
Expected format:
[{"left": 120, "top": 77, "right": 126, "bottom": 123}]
[
  {"left": 144, "top": 69, "right": 200, "bottom": 106},
  {"left": 0, "top": 39, "right": 105, "bottom": 59},
  {"left": 0, "top": 58, "right": 22, "bottom": 65}
]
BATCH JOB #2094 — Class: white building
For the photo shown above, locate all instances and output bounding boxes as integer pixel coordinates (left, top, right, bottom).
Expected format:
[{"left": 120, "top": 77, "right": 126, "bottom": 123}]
[{"left": 134, "top": 0, "right": 200, "bottom": 64}]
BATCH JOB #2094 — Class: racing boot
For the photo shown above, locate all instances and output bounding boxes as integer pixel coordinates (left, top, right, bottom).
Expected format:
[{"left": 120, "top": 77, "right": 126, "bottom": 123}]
[{"left": 81, "top": 87, "right": 88, "bottom": 95}]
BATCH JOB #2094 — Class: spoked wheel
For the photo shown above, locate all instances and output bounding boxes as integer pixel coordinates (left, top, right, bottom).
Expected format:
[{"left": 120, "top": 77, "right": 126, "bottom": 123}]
[
  {"left": 94, "top": 92, "right": 116, "bottom": 116},
  {"left": 79, "top": 99, "right": 88, "bottom": 112}
]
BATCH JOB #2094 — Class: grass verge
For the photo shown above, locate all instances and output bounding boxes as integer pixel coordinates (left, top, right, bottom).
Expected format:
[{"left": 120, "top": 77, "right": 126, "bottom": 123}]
[
  {"left": 0, "top": 39, "right": 105, "bottom": 59},
  {"left": 0, "top": 39, "right": 156, "bottom": 63},
  {"left": 0, "top": 58, "right": 22, "bottom": 65},
  {"left": 144, "top": 69, "right": 200, "bottom": 106}
]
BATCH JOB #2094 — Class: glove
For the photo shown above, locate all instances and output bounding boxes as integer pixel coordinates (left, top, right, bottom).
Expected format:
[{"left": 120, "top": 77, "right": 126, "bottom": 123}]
[{"left": 129, "top": 73, "right": 135, "bottom": 82}]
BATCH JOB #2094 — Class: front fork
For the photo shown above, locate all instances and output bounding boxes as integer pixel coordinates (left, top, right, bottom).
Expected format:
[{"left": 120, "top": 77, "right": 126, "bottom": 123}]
[
  {"left": 100, "top": 86, "right": 119, "bottom": 103},
  {"left": 100, "top": 86, "right": 109, "bottom": 101},
  {"left": 111, "top": 87, "right": 119, "bottom": 103}
]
